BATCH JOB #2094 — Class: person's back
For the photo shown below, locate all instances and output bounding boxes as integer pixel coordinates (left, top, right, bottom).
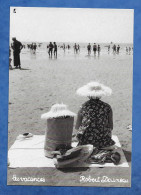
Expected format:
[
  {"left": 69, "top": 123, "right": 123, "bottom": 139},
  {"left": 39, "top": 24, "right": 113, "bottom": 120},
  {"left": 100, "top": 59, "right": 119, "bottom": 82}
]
[
  {"left": 53, "top": 42, "right": 57, "bottom": 57},
  {"left": 54, "top": 43, "right": 57, "bottom": 51},
  {"left": 93, "top": 44, "right": 97, "bottom": 51},
  {"left": 13, "top": 40, "right": 22, "bottom": 53},
  {"left": 76, "top": 98, "right": 114, "bottom": 148},
  {"left": 34, "top": 44, "right": 37, "bottom": 50},
  {"left": 87, "top": 44, "right": 91, "bottom": 50},
  {"left": 117, "top": 45, "right": 120, "bottom": 51},
  {"left": 49, "top": 42, "right": 53, "bottom": 50},
  {"left": 80, "top": 99, "right": 112, "bottom": 129},
  {"left": 63, "top": 44, "right": 65, "bottom": 49},
  {"left": 12, "top": 38, "right": 23, "bottom": 68}
]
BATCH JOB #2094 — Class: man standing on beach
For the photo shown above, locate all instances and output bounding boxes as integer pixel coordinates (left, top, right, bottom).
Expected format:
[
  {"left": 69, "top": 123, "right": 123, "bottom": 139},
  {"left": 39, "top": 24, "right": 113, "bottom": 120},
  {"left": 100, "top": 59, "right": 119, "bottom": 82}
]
[
  {"left": 77, "top": 44, "right": 80, "bottom": 53},
  {"left": 97, "top": 45, "right": 101, "bottom": 56},
  {"left": 63, "top": 43, "right": 66, "bottom": 53},
  {"left": 108, "top": 45, "right": 110, "bottom": 53},
  {"left": 12, "top": 37, "right": 23, "bottom": 69},
  {"left": 129, "top": 47, "right": 131, "bottom": 55},
  {"left": 48, "top": 42, "right": 54, "bottom": 58},
  {"left": 126, "top": 47, "right": 128, "bottom": 54},
  {"left": 93, "top": 43, "right": 97, "bottom": 56},
  {"left": 87, "top": 43, "right": 91, "bottom": 55},
  {"left": 33, "top": 43, "right": 37, "bottom": 52},
  {"left": 53, "top": 42, "right": 57, "bottom": 58},
  {"left": 112, "top": 44, "right": 116, "bottom": 54},
  {"left": 74, "top": 43, "right": 78, "bottom": 54},
  {"left": 117, "top": 45, "right": 120, "bottom": 54}
]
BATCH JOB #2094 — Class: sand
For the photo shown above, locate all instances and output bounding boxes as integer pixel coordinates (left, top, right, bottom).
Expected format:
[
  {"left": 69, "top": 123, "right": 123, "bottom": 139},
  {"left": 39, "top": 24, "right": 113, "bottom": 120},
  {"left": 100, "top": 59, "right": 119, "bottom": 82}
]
[{"left": 8, "top": 47, "right": 133, "bottom": 186}]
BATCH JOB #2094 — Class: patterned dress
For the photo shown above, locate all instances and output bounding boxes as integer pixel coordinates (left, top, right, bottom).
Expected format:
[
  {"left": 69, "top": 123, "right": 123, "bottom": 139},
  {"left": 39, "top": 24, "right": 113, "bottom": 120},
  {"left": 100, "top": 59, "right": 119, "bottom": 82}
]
[{"left": 75, "top": 99, "right": 115, "bottom": 148}]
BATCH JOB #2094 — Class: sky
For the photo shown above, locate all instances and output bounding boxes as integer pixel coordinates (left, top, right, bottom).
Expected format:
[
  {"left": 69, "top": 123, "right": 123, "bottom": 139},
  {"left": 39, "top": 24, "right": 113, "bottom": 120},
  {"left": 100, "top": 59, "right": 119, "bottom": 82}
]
[{"left": 10, "top": 7, "right": 134, "bottom": 43}]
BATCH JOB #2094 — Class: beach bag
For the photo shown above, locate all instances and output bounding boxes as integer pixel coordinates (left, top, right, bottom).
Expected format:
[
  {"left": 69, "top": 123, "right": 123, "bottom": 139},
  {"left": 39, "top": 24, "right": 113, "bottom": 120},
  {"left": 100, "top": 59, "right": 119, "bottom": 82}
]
[{"left": 88, "top": 149, "right": 121, "bottom": 165}]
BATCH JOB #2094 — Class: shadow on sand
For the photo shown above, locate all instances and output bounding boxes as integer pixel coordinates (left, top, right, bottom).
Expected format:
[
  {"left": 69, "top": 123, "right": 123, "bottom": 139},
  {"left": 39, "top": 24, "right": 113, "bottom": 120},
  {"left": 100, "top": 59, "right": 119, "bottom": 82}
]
[
  {"left": 123, "top": 150, "right": 131, "bottom": 162},
  {"left": 58, "top": 167, "right": 89, "bottom": 173},
  {"left": 20, "top": 68, "right": 31, "bottom": 70},
  {"left": 10, "top": 68, "right": 31, "bottom": 71}
]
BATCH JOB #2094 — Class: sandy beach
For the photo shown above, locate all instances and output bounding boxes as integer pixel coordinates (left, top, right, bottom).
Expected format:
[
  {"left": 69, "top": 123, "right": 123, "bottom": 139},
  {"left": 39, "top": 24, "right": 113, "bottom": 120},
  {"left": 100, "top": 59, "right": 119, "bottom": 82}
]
[{"left": 8, "top": 46, "right": 133, "bottom": 186}]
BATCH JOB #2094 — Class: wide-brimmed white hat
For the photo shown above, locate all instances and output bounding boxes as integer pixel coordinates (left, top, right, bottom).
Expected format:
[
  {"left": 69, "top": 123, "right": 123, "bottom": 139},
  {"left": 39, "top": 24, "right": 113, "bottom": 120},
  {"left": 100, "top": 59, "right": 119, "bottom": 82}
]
[
  {"left": 76, "top": 81, "right": 112, "bottom": 98},
  {"left": 41, "top": 104, "right": 76, "bottom": 119}
]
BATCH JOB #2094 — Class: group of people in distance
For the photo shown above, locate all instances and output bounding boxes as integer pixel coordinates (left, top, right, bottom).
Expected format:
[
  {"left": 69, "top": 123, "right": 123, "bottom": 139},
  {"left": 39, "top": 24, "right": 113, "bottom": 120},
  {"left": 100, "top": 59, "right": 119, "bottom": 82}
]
[
  {"left": 47, "top": 42, "right": 58, "bottom": 58},
  {"left": 9, "top": 37, "right": 133, "bottom": 70},
  {"left": 27, "top": 43, "right": 37, "bottom": 51},
  {"left": 73, "top": 43, "right": 80, "bottom": 54},
  {"left": 87, "top": 43, "right": 101, "bottom": 55},
  {"left": 47, "top": 42, "right": 81, "bottom": 58},
  {"left": 126, "top": 46, "right": 133, "bottom": 55},
  {"left": 112, "top": 44, "right": 120, "bottom": 54}
]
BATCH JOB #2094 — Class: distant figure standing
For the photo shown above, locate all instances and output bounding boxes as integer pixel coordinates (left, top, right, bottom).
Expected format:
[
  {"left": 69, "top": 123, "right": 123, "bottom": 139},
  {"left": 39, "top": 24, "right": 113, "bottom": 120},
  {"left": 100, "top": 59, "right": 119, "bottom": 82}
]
[
  {"left": 74, "top": 43, "right": 78, "bottom": 54},
  {"left": 77, "top": 44, "right": 80, "bottom": 53},
  {"left": 33, "top": 44, "right": 37, "bottom": 51},
  {"left": 93, "top": 43, "right": 97, "bottom": 56},
  {"left": 117, "top": 45, "right": 120, "bottom": 54},
  {"left": 97, "top": 45, "right": 101, "bottom": 55},
  {"left": 53, "top": 42, "right": 57, "bottom": 58},
  {"left": 12, "top": 37, "right": 23, "bottom": 69},
  {"left": 108, "top": 45, "right": 110, "bottom": 53},
  {"left": 31, "top": 43, "right": 34, "bottom": 50},
  {"left": 126, "top": 47, "right": 128, "bottom": 54},
  {"left": 48, "top": 42, "right": 54, "bottom": 58},
  {"left": 87, "top": 43, "right": 91, "bottom": 55},
  {"left": 63, "top": 44, "right": 66, "bottom": 52},
  {"left": 129, "top": 47, "right": 131, "bottom": 55},
  {"left": 112, "top": 44, "right": 116, "bottom": 54}
]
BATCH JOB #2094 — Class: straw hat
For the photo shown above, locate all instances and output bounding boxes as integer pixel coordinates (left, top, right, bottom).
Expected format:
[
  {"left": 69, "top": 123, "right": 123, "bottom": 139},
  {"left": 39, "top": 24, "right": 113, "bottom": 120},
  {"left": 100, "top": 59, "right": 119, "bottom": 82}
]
[
  {"left": 41, "top": 104, "right": 76, "bottom": 119},
  {"left": 53, "top": 144, "right": 94, "bottom": 168},
  {"left": 76, "top": 81, "right": 112, "bottom": 98}
]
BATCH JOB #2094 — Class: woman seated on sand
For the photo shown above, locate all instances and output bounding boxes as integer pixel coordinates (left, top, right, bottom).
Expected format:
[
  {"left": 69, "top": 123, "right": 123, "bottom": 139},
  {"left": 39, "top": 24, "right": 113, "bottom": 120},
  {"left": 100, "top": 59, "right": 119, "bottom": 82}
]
[{"left": 75, "top": 81, "right": 115, "bottom": 149}]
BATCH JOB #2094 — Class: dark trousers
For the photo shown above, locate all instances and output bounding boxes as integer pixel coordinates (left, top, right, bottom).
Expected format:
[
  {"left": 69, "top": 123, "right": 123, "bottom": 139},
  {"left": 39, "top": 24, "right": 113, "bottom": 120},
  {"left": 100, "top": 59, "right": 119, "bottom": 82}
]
[
  {"left": 13, "top": 52, "right": 21, "bottom": 67},
  {"left": 88, "top": 49, "right": 91, "bottom": 55},
  {"left": 54, "top": 50, "right": 57, "bottom": 57},
  {"left": 49, "top": 49, "right": 53, "bottom": 57}
]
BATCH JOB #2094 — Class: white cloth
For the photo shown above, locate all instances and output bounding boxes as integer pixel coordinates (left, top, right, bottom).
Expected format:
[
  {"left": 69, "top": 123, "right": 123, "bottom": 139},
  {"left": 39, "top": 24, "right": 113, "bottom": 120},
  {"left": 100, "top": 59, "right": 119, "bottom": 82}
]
[{"left": 8, "top": 135, "right": 129, "bottom": 168}]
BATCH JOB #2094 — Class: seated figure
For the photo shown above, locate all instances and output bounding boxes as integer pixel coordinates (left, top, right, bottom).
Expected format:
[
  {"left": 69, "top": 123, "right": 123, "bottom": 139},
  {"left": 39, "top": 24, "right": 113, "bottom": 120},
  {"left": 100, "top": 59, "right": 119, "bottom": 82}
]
[
  {"left": 41, "top": 104, "right": 76, "bottom": 158},
  {"left": 75, "top": 81, "right": 115, "bottom": 149}
]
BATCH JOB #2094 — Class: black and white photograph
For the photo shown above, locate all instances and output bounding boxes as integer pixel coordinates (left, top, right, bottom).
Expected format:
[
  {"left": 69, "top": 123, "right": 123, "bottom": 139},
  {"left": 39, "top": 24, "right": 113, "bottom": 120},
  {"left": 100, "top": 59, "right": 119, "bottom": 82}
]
[{"left": 8, "top": 7, "right": 133, "bottom": 187}]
